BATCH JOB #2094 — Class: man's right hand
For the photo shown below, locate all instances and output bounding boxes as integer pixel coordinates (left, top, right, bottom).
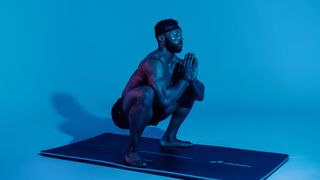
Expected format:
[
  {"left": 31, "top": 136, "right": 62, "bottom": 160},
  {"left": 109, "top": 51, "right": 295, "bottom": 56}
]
[{"left": 182, "top": 53, "right": 197, "bottom": 82}]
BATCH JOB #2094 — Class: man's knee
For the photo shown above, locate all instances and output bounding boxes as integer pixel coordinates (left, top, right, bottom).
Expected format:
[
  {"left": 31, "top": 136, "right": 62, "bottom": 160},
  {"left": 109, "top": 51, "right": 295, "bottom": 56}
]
[
  {"left": 138, "top": 86, "right": 155, "bottom": 107},
  {"left": 178, "top": 87, "right": 196, "bottom": 108},
  {"left": 122, "top": 86, "right": 154, "bottom": 115},
  {"left": 133, "top": 86, "right": 155, "bottom": 122}
]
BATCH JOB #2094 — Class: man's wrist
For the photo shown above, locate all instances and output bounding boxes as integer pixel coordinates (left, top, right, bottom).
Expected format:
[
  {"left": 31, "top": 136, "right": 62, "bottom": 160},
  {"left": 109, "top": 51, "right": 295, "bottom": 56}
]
[
  {"left": 189, "top": 78, "right": 197, "bottom": 85},
  {"left": 189, "top": 80, "right": 193, "bottom": 86},
  {"left": 181, "top": 78, "right": 191, "bottom": 85}
]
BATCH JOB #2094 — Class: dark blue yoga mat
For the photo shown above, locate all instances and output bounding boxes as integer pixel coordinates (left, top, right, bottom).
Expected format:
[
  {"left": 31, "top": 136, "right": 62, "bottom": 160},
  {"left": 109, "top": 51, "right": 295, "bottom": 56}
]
[{"left": 40, "top": 133, "right": 288, "bottom": 180}]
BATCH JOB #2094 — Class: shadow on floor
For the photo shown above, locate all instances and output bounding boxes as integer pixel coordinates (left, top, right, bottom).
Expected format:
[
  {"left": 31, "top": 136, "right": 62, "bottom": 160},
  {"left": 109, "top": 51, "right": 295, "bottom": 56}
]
[{"left": 51, "top": 93, "right": 165, "bottom": 143}]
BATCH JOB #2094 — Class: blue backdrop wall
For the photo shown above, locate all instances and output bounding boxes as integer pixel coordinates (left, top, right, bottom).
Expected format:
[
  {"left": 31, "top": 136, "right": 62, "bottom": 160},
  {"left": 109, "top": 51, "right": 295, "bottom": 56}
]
[
  {"left": 1, "top": 0, "right": 320, "bottom": 179},
  {"left": 2, "top": 0, "right": 320, "bottom": 117}
]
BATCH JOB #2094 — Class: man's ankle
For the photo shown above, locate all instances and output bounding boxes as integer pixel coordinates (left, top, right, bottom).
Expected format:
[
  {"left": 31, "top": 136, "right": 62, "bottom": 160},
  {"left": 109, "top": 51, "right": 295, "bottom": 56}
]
[
  {"left": 127, "top": 146, "right": 138, "bottom": 153},
  {"left": 161, "top": 134, "right": 176, "bottom": 141}
]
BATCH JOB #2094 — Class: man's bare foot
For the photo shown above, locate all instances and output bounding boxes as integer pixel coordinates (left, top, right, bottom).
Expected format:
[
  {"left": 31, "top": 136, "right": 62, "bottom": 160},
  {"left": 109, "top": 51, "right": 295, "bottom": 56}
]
[
  {"left": 124, "top": 151, "right": 147, "bottom": 168},
  {"left": 160, "top": 137, "right": 193, "bottom": 147}
]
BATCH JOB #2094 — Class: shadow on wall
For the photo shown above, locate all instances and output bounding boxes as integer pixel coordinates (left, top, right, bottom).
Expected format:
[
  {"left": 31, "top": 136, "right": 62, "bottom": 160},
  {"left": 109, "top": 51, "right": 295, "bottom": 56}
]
[{"left": 51, "top": 93, "right": 165, "bottom": 143}]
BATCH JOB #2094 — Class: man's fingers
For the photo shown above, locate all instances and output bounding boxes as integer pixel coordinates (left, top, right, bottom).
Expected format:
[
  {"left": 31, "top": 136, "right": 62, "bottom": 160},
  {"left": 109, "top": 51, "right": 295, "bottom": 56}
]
[
  {"left": 192, "top": 56, "right": 196, "bottom": 67},
  {"left": 191, "top": 54, "right": 195, "bottom": 66},
  {"left": 184, "top": 54, "right": 188, "bottom": 66},
  {"left": 186, "top": 53, "right": 190, "bottom": 66},
  {"left": 192, "top": 63, "right": 198, "bottom": 80},
  {"left": 188, "top": 53, "right": 193, "bottom": 66},
  {"left": 184, "top": 53, "right": 198, "bottom": 69}
]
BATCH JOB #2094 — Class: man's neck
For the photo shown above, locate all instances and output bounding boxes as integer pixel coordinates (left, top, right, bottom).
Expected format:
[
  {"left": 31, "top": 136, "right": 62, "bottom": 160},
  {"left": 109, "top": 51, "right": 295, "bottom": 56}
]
[{"left": 157, "top": 47, "right": 175, "bottom": 64}]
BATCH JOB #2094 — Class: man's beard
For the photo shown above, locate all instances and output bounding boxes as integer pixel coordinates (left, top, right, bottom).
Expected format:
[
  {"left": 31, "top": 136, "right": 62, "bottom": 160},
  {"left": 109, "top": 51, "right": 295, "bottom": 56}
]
[{"left": 165, "top": 38, "right": 182, "bottom": 53}]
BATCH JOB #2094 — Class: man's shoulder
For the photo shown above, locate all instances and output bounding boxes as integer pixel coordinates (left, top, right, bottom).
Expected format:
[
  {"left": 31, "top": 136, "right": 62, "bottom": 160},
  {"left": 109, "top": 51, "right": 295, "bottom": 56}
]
[
  {"left": 142, "top": 52, "right": 165, "bottom": 67},
  {"left": 139, "top": 54, "right": 165, "bottom": 76}
]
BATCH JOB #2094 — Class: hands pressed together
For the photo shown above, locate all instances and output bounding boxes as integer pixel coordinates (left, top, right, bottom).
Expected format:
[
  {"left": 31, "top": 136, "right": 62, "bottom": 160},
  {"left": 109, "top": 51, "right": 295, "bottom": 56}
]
[{"left": 180, "top": 53, "right": 198, "bottom": 83}]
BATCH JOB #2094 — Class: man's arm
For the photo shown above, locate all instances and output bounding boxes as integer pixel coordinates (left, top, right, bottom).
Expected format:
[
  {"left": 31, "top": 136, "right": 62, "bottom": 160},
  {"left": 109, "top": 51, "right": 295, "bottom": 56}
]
[
  {"left": 181, "top": 53, "right": 204, "bottom": 101},
  {"left": 176, "top": 54, "right": 205, "bottom": 101},
  {"left": 146, "top": 59, "right": 189, "bottom": 109}
]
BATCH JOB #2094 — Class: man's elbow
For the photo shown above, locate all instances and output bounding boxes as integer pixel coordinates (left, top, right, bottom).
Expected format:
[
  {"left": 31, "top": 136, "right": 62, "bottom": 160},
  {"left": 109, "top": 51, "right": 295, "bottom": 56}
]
[
  {"left": 158, "top": 98, "right": 170, "bottom": 109},
  {"left": 195, "top": 93, "right": 204, "bottom": 101},
  {"left": 195, "top": 87, "right": 205, "bottom": 101}
]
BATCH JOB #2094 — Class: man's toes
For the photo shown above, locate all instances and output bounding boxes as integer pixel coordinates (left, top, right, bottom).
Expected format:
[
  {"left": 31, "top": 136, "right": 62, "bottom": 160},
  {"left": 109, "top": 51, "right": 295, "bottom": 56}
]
[
  {"left": 181, "top": 140, "right": 193, "bottom": 145},
  {"left": 184, "top": 142, "right": 193, "bottom": 147},
  {"left": 140, "top": 159, "right": 147, "bottom": 167},
  {"left": 124, "top": 158, "right": 147, "bottom": 168},
  {"left": 160, "top": 139, "right": 193, "bottom": 147},
  {"left": 133, "top": 159, "right": 147, "bottom": 167},
  {"left": 177, "top": 140, "right": 193, "bottom": 147},
  {"left": 160, "top": 139, "right": 168, "bottom": 146}
]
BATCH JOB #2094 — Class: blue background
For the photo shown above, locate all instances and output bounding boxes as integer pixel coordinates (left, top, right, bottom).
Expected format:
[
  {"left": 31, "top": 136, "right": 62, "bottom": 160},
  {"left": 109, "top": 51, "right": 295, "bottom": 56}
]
[{"left": 1, "top": 0, "right": 319, "bottom": 179}]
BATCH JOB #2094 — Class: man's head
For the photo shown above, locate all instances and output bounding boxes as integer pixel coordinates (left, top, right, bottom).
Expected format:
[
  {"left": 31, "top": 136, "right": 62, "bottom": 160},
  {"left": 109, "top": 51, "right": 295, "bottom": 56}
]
[{"left": 154, "top": 19, "right": 183, "bottom": 53}]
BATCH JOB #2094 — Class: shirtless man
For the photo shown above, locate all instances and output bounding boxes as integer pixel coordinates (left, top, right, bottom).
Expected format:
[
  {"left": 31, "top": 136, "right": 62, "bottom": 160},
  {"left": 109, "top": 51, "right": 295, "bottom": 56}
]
[{"left": 111, "top": 19, "right": 205, "bottom": 167}]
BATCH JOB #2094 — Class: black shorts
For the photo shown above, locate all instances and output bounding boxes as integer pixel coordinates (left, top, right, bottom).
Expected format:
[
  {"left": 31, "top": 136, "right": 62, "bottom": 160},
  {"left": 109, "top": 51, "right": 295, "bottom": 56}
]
[
  {"left": 111, "top": 98, "right": 129, "bottom": 129},
  {"left": 111, "top": 97, "right": 161, "bottom": 129}
]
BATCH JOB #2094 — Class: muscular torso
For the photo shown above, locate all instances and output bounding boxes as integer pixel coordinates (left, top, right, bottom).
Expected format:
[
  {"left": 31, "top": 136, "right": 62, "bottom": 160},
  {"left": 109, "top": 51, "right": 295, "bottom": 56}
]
[{"left": 121, "top": 51, "right": 182, "bottom": 98}]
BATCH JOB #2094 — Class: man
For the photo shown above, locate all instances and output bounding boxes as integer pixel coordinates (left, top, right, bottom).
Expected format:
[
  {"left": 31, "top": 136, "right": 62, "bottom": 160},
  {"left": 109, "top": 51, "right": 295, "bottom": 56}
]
[{"left": 111, "top": 18, "right": 205, "bottom": 167}]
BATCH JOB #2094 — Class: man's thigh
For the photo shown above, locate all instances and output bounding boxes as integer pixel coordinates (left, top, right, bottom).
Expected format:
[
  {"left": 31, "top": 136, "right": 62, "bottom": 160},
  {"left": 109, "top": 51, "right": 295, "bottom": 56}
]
[
  {"left": 150, "top": 86, "right": 196, "bottom": 124},
  {"left": 122, "top": 86, "right": 154, "bottom": 116},
  {"left": 151, "top": 103, "right": 179, "bottom": 124}
]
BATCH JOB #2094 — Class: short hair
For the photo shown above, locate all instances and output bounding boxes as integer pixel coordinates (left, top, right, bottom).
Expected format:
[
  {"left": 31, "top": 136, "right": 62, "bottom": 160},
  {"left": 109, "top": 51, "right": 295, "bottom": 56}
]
[{"left": 154, "top": 18, "right": 181, "bottom": 38}]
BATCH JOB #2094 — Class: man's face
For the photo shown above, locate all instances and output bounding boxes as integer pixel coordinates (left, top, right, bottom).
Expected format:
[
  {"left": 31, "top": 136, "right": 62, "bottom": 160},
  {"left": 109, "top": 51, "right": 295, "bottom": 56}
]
[{"left": 165, "top": 29, "right": 183, "bottom": 53}]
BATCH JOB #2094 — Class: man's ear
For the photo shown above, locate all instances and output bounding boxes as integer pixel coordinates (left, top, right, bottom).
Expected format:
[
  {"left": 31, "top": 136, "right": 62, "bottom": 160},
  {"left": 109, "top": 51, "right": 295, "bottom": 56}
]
[{"left": 157, "top": 34, "right": 165, "bottom": 42}]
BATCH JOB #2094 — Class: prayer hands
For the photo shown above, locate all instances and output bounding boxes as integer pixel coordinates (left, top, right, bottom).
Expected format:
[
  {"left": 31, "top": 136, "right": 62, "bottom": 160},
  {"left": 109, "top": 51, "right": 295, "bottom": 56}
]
[{"left": 181, "top": 53, "right": 198, "bottom": 82}]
